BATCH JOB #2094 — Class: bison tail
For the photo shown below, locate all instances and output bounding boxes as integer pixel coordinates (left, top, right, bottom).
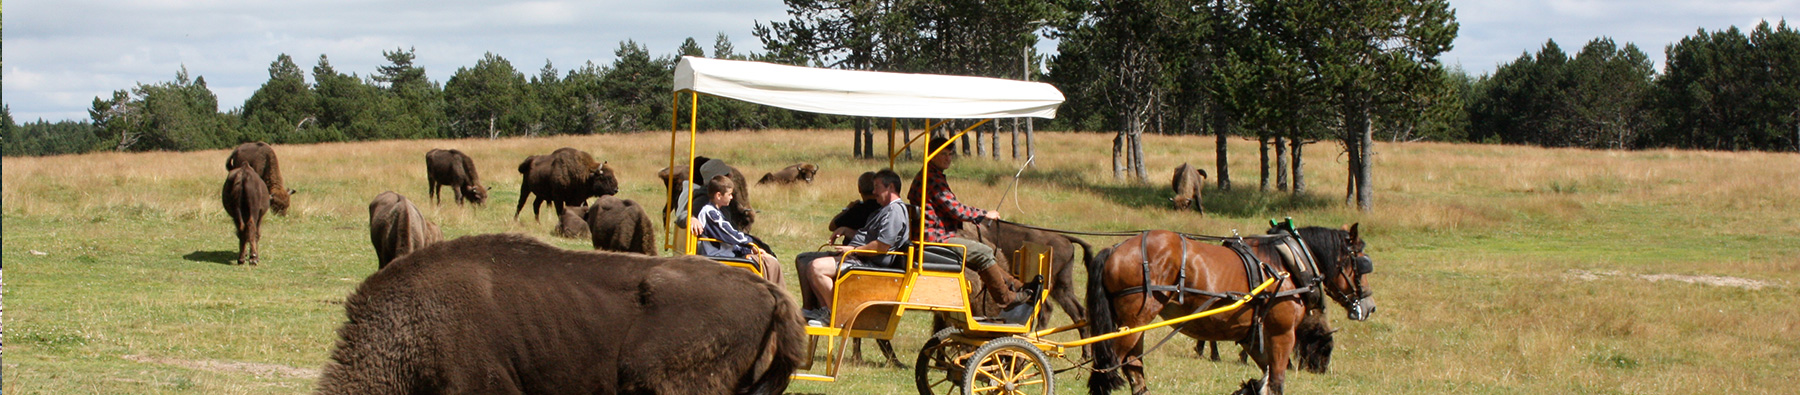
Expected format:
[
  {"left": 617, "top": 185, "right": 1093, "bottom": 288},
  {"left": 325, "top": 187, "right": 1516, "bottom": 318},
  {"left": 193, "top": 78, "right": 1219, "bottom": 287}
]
[
  {"left": 757, "top": 173, "right": 773, "bottom": 185},
  {"left": 740, "top": 280, "right": 805, "bottom": 395}
]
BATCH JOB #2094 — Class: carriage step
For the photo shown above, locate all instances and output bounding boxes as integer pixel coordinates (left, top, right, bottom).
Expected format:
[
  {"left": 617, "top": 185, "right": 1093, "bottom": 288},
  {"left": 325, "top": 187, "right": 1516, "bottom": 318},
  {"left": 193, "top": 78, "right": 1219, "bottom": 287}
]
[{"left": 791, "top": 373, "right": 836, "bottom": 382}]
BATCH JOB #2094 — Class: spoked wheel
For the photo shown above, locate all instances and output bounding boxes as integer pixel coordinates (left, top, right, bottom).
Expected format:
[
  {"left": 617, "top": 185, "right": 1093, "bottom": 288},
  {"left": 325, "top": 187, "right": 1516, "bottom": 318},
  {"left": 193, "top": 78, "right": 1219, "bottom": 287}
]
[
  {"left": 961, "top": 337, "right": 1054, "bottom": 395},
  {"left": 915, "top": 327, "right": 974, "bottom": 395}
]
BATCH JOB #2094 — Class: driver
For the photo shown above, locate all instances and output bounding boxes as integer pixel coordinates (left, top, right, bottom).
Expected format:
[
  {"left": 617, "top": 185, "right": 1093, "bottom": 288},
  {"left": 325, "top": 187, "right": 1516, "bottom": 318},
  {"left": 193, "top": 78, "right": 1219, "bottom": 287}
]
[
  {"left": 795, "top": 169, "right": 909, "bottom": 325},
  {"left": 910, "top": 136, "right": 1023, "bottom": 308}
]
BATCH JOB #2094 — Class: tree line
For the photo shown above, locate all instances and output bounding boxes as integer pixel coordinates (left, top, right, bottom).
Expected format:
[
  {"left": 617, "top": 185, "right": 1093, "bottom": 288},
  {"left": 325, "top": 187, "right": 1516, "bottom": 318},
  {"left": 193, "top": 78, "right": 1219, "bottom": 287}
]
[{"left": 4, "top": 2, "right": 1797, "bottom": 210}]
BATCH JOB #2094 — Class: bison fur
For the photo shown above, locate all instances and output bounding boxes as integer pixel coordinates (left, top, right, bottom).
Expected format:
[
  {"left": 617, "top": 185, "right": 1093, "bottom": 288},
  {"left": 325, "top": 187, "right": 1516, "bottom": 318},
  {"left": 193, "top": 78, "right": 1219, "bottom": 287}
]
[{"left": 368, "top": 191, "right": 442, "bottom": 269}]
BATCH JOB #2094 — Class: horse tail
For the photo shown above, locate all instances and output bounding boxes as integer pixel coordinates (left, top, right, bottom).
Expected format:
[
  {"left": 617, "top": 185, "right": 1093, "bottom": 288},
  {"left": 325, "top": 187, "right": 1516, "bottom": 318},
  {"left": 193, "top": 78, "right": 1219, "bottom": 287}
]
[
  {"left": 1293, "top": 309, "right": 1335, "bottom": 374},
  {"left": 741, "top": 279, "right": 805, "bottom": 395},
  {"left": 1086, "top": 245, "right": 1124, "bottom": 395}
]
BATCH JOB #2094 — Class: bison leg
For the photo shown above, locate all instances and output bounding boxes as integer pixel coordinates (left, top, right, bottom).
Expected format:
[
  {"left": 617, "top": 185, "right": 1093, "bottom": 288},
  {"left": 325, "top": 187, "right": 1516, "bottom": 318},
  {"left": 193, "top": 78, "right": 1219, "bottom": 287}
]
[
  {"left": 513, "top": 186, "right": 531, "bottom": 220},
  {"left": 429, "top": 180, "right": 440, "bottom": 205}
]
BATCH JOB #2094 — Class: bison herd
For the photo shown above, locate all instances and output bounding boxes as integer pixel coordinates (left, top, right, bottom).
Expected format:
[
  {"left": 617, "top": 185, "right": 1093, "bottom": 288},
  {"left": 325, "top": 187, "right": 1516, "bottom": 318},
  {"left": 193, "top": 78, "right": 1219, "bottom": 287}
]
[{"left": 213, "top": 141, "right": 1217, "bottom": 394}]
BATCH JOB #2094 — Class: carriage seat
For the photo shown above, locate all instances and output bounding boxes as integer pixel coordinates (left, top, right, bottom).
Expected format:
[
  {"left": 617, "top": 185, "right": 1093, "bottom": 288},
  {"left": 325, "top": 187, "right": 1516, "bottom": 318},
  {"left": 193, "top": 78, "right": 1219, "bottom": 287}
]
[{"left": 920, "top": 245, "right": 964, "bottom": 273}]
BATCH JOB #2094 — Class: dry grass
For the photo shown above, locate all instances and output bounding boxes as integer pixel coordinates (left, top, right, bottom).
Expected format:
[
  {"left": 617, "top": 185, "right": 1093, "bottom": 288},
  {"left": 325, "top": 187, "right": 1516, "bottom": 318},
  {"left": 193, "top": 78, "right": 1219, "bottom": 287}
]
[{"left": 4, "top": 130, "right": 1798, "bottom": 394}]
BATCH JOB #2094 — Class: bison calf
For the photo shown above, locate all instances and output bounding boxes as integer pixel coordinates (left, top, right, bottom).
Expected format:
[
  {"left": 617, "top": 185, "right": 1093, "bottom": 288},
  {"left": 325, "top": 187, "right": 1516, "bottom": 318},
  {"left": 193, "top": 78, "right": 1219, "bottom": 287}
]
[
  {"left": 554, "top": 205, "right": 592, "bottom": 239},
  {"left": 222, "top": 165, "right": 270, "bottom": 265},
  {"left": 757, "top": 163, "right": 819, "bottom": 185},
  {"left": 586, "top": 195, "right": 656, "bottom": 255},
  {"left": 426, "top": 149, "right": 489, "bottom": 206},
  {"left": 317, "top": 234, "right": 805, "bottom": 395},
  {"left": 368, "top": 191, "right": 442, "bottom": 269}
]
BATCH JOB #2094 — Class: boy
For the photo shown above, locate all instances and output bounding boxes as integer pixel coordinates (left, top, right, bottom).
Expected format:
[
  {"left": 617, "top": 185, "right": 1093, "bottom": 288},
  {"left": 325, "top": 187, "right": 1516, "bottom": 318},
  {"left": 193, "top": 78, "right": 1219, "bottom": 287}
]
[{"left": 695, "top": 175, "right": 782, "bottom": 285}]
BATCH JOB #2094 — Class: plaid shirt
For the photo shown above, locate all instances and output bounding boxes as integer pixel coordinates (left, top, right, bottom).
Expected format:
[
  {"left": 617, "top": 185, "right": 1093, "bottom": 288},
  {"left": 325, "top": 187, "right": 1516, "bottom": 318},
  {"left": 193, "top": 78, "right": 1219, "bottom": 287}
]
[{"left": 908, "top": 168, "right": 987, "bottom": 243}]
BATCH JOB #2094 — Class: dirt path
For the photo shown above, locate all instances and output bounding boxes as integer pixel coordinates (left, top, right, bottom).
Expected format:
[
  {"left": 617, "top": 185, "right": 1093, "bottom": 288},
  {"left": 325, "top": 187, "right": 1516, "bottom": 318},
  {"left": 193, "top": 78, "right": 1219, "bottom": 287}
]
[{"left": 1567, "top": 269, "right": 1776, "bottom": 290}]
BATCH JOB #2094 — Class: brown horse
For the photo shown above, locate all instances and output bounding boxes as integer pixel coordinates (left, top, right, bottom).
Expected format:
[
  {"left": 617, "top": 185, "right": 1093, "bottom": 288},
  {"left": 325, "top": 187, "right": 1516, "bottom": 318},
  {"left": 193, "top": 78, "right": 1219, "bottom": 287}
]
[{"left": 1087, "top": 225, "right": 1375, "bottom": 395}]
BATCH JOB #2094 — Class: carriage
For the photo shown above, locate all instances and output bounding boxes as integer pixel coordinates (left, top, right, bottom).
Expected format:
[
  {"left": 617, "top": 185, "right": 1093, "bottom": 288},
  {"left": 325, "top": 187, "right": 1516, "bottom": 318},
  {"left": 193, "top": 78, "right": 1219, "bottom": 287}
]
[{"left": 662, "top": 56, "right": 1330, "bottom": 394}]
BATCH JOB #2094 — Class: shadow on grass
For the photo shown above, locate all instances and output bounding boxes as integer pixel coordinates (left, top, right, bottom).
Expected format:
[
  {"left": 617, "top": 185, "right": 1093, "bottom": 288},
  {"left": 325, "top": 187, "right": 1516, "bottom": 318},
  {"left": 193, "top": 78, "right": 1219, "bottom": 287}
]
[
  {"left": 182, "top": 250, "right": 238, "bottom": 265},
  {"left": 966, "top": 165, "right": 1336, "bottom": 218}
]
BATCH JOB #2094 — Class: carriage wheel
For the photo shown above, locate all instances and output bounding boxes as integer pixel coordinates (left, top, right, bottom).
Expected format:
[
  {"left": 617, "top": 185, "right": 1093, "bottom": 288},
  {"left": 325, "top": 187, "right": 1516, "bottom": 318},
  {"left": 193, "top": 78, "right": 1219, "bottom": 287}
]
[
  {"left": 961, "top": 337, "right": 1054, "bottom": 395},
  {"left": 915, "top": 327, "right": 973, "bottom": 395}
]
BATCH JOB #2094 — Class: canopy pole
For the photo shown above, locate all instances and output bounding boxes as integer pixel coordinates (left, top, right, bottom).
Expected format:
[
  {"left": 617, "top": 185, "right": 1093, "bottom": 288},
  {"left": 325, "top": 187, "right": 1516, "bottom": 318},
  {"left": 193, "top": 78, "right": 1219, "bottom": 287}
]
[
  {"left": 685, "top": 91, "right": 700, "bottom": 255},
  {"left": 666, "top": 91, "right": 681, "bottom": 254}
]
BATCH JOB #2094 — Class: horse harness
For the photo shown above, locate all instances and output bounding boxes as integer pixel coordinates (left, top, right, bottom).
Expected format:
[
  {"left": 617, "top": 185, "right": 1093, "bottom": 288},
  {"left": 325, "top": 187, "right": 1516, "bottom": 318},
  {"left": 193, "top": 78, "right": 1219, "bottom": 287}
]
[{"left": 1102, "top": 232, "right": 1318, "bottom": 365}]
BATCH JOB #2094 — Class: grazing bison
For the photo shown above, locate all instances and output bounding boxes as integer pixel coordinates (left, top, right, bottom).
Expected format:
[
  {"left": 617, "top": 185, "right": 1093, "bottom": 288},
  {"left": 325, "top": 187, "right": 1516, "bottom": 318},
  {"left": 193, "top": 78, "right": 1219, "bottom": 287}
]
[
  {"left": 585, "top": 195, "right": 657, "bottom": 255},
  {"left": 316, "top": 234, "right": 805, "bottom": 395},
  {"left": 226, "top": 142, "right": 294, "bottom": 216},
  {"left": 367, "top": 191, "right": 442, "bottom": 269},
  {"left": 514, "top": 147, "right": 619, "bottom": 221},
  {"left": 657, "top": 156, "right": 755, "bottom": 231},
  {"left": 554, "top": 205, "right": 591, "bottom": 239},
  {"left": 425, "top": 149, "right": 489, "bottom": 206},
  {"left": 222, "top": 165, "right": 270, "bottom": 265},
  {"left": 1170, "top": 162, "right": 1208, "bottom": 214},
  {"left": 757, "top": 163, "right": 819, "bottom": 185}
]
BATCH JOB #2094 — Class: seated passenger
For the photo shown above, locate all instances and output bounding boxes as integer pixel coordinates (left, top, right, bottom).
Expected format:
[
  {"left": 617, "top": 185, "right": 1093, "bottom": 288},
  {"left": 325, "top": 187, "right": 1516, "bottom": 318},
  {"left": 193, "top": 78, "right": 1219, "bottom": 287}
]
[
  {"left": 796, "top": 171, "right": 880, "bottom": 312},
  {"left": 910, "top": 136, "right": 1023, "bottom": 308},
  {"left": 795, "top": 169, "right": 909, "bottom": 324},
  {"left": 695, "top": 175, "right": 782, "bottom": 285}
]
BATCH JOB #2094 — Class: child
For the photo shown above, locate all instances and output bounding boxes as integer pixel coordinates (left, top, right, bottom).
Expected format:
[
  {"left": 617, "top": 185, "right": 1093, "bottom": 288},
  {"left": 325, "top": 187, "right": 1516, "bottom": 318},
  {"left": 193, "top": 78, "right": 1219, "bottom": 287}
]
[{"left": 695, "top": 174, "right": 782, "bottom": 285}]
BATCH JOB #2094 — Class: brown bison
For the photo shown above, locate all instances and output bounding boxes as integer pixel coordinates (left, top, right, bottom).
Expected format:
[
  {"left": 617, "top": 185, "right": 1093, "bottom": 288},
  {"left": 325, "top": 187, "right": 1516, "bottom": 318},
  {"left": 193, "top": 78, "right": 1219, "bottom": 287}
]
[
  {"left": 368, "top": 191, "right": 442, "bottom": 269},
  {"left": 960, "top": 220, "right": 1095, "bottom": 333},
  {"left": 554, "top": 205, "right": 591, "bottom": 239},
  {"left": 657, "top": 156, "right": 755, "bottom": 231},
  {"left": 316, "top": 233, "right": 805, "bottom": 395},
  {"left": 514, "top": 147, "right": 619, "bottom": 221},
  {"left": 757, "top": 163, "right": 819, "bottom": 185},
  {"left": 586, "top": 195, "right": 657, "bottom": 255},
  {"left": 425, "top": 149, "right": 489, "bottom": 206},
  {"left": 222, "top": 165, "right": 270, "bottom": 265},
  {"left": 226, "top": 142, "right": 294, "bottom": 216},
  {"left": 1170, "top": 162, "right": 1208, "bottom": 214}
]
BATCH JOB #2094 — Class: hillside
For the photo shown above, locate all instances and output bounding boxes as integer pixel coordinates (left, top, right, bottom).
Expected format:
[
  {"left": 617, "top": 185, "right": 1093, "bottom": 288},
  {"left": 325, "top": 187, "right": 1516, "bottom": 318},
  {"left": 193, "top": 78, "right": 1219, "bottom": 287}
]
[{"left": 3, "top": 130, "right": 1797, "bottom": 394}]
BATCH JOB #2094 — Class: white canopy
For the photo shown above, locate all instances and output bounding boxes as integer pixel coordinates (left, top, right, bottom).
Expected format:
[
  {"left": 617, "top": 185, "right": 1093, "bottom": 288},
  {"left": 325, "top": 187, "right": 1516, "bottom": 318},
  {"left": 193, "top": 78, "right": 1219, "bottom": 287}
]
[{"left": 673, "top": 56, "right": 1064, "bottom": 119}]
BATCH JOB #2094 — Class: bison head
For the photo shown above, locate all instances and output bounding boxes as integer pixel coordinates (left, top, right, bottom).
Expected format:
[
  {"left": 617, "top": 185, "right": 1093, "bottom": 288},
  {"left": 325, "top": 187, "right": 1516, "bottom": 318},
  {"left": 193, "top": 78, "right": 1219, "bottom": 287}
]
[
  {"left": 463, "top": 184, "right": 491, "bottom": 206},
  {"left": 799, "top": 163, "right": 819, "bottom": 183},
  {"left": 589, "top": 162, "right": 621, "bottom": 198}
]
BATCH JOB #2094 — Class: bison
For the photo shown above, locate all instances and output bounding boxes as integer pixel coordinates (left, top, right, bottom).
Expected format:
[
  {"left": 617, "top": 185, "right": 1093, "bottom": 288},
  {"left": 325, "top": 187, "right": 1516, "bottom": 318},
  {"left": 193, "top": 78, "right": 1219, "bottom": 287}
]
[
  {"left": 554, "top": 205, "right": 591, "bottom": 239},
  {"left": 514, "top": 147, "right": 619, "bottom": 221},
  {"left": 586, "top": 195, "right": 657, "bottom": 255},
  {"left": 368, "top": 191, "right": 442, "bottom": 269},
  {"left": 222, "top": 165, "right": 270, "bottom": 265},
  {"left": 425, "top": 149, "right": 489, "bottom": 206},
  {"left": 1170, "top": 162, "right": 1208, "bottom": 214},
  {"left": 757, "top": 163, "right": 819, "bottom": 185},
  {"left": 226, "top": 142, "right": 295, "bottom": 216},
  {"left": 316, "top": 233, "right": 805, "bottom": 395},
  {"left": 657, "top": 156, "right": 755, "bottom": 231}
]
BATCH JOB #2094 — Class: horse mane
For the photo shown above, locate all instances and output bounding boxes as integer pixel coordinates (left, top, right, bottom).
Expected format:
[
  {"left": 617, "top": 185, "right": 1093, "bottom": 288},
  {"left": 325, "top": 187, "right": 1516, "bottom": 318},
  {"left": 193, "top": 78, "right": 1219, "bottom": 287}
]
[{"left": 1279, "top": 226, "right": 1348, "bottom": 280}]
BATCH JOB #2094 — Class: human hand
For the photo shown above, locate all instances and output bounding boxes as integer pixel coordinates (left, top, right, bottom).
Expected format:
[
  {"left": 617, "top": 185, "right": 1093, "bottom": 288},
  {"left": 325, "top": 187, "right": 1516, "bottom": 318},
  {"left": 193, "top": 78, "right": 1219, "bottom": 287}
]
[
  {"left": 984, "top": 210, "right": 1001, "bottom": 222},
  {"left": 830, "top": 227, "right": 856, "bottom": 243},
  {"left": 689, "top": 219, "right": 704, "bottom": 237}
]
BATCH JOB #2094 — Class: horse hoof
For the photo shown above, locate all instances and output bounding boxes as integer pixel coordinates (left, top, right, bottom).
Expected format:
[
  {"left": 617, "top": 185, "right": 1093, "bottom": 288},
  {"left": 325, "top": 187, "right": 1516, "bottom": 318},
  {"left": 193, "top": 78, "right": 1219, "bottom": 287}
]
[{"left": 1231, "top": 379, "right": 1263, "bottom": 395}]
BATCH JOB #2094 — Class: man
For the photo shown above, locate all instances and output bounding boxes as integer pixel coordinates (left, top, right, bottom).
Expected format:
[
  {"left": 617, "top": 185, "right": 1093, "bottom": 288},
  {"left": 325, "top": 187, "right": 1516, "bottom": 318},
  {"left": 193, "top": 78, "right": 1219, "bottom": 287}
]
[
  {"left": 910, "top": 135, "right": 1023, "bottom": 308},
  {"left": 796, "top": 169, "right": 909, "bottom": 324}
]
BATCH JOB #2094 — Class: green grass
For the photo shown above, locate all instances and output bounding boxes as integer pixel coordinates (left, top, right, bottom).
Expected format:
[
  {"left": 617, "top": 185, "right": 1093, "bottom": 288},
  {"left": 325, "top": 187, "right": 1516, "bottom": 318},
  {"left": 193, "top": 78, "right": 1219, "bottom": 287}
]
[{"left": 5, "top": 131, "right": 1799, "bottom": 394}]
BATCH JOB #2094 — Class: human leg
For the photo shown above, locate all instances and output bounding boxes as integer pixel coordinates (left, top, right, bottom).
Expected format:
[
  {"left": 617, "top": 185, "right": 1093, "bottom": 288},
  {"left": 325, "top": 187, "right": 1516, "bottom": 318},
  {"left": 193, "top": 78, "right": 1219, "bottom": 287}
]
[{"left": 948, "top": 236, "right": 1020, "bottom": 304}]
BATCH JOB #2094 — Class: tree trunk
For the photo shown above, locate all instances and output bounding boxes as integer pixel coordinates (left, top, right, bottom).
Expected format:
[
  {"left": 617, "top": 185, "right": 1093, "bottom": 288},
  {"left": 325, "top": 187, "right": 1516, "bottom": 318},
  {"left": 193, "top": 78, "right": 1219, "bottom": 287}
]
[
  {"left": 1026, "top": 118, "right": 1036, "bottom": 159},
  {"left": 1291, "top": 138, "right": 1305, "bottom": 195},
  {"left": 961, "top": 125, "right": 972, "bottom": 156},
  {"left": 886, "top": 119, "right": 895, "bottom": 162},
  {"left": 1213, "top": 113, "right": 1231, "bottom": 191},
  {"left": 1358, "top": 107, "right": 1374, "bottom": 212},
  {"left": 1275, "top": 135, "right": 1288, "bottom": 192},
  {"left": 1011, "top": 118, "right": 1019, "bottom": 160},
  {"left": 1112, "top": 132, "right": 1125, "bottom": 180},
  {"left": 853, "top": 119, "right": 865, "bottom": 158},
  {"left": 1258, "top": 134, "right": 1271, "bottom": 191},
  {"left": 487, "top": 115, "right": 497, "bottom": 139},
  {"left": 863, "top": 120, "right": 875, "bottom": 159},
  {"left": 1130, "top": 129, "right": 1148, "bottom": 182},
  {"left": 990, "top": 122, "right": 1000, "bottom": 160},
  {"left": 974, "top": 122, "right": 985, "bottom": 158},
  {"left": 902, "top": 122, "right": 913, "bottom": 160}
]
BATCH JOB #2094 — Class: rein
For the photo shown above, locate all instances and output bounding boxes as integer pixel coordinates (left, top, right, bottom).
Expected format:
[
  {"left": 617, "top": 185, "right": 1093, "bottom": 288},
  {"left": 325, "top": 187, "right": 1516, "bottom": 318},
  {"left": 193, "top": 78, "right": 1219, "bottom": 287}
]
[{"left": 991, "top": 218, "right": 1289, "bottom": 242}]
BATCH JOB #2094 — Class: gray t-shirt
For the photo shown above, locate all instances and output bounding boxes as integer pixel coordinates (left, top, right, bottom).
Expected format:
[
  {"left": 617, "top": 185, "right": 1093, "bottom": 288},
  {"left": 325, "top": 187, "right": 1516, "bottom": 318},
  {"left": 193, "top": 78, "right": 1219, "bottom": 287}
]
[{"left": 846, "top": 199, "right": 910, "bottom": 267}]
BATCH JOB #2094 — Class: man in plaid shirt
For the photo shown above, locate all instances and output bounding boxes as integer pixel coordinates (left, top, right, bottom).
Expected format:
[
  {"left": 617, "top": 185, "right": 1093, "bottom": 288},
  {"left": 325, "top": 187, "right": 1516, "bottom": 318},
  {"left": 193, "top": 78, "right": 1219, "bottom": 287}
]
[{"left": 909, "top": 136, "right": 1023, "bottom": 307}]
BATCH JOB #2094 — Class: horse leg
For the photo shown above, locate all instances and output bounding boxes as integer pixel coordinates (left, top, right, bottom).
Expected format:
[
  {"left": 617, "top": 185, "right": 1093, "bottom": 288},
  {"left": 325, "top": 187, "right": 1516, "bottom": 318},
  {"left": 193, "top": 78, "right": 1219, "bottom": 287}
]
[
  {"left": 1124, "top": 335, "right": 1149, "bottom": 395},
  {"left": 877, "top": 339, "right": 901, "bottom": 367}
]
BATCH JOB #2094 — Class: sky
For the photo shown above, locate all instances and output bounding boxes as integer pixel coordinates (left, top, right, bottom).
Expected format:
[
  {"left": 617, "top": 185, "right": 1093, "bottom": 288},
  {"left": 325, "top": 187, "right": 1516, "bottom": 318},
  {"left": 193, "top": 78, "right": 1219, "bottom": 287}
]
[{"left": 3, "top": 0, "right": 1795, "bottom": 123}]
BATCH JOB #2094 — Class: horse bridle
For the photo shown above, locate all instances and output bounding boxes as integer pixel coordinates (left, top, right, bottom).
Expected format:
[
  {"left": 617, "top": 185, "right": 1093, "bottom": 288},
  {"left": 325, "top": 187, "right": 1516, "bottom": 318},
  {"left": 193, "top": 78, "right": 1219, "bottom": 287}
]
[{"left": 1324, "top": 239, "right": 1374, "bottom": 306}]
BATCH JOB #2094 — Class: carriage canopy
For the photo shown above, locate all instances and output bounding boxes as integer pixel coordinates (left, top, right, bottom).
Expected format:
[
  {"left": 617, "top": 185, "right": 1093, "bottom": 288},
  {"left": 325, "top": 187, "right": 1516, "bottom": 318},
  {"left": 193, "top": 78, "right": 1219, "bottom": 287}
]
[{"left": 672, "top": 56, "right": 1065, "bottom": 120}]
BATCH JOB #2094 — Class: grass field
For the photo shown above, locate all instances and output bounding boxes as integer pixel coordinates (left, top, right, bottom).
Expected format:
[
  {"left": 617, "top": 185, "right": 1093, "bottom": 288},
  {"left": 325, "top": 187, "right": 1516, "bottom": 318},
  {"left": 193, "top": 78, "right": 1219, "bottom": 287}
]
[{"left": 4, "top": 129, "right": 1798, "bottom": 394}]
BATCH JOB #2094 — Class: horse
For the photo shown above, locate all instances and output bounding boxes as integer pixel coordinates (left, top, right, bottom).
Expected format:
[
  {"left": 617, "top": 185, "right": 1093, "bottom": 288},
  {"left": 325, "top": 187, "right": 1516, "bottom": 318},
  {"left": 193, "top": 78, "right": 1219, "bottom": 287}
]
[{"left": 1086, "top": 224, "right": 1375, "bottom": 395}]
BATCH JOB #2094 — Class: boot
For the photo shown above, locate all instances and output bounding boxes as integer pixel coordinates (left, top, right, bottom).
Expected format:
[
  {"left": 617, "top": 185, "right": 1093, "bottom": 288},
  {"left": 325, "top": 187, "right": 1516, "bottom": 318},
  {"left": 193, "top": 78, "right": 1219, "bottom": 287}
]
[{"left": 978, "top": 264, "right": 1024, "bottom": 306}]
